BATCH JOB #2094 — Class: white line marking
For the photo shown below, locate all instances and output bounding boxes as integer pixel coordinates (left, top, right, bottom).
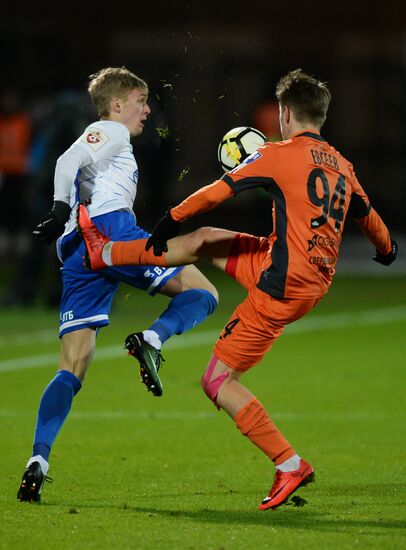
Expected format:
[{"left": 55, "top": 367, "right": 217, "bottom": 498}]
[
  {"left": 0, "top": 409, "right": 217, "bottom": 420},
  {"left": 0, "top": 329, "right": 56, "bottom": 349},
  {"left": 0, "top": 409, "right": 402, "bottom": 421},
  {"left": 286, "top": 305, "right": 406, "bottom": 333},
  {"left": 0, "top": 305, "right": 405, "bottom": 373},
  {"left": 0, "top": 331, "right": 220, "bottom": 373}
]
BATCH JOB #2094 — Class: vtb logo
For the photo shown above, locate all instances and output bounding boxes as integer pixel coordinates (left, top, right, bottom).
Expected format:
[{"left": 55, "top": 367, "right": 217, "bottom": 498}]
[{"left": 307, "top": 234, "right": 338, "bottom": 252}]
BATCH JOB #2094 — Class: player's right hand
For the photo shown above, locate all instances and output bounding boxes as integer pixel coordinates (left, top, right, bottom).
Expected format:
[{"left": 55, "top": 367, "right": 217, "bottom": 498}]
[
  {"left": 33, "top": 201, "right": 71, "bottom": 244},
  {"left": 146, "top": 209, "right": 181, "bottom": 256},
  {"left": 373, "top": 238, "right": 398, "bottom": 266}
]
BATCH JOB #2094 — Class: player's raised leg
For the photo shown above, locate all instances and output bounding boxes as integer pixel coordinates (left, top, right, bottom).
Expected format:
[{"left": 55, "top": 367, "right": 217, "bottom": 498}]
[
  {"left": 118, "top": 227, "right": 238, "bottom": 397},
  {"left": 125, "top": 264, "right": 218, "bottom": 396},
  {"left": 78, "top": 204, "right": 237, "bottom": 397},
  {"left": 78, "top": 203, "right": 236, "bottom": 270}
]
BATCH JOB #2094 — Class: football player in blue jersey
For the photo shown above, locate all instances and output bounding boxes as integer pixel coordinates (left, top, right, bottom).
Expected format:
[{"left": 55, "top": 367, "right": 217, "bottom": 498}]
[{"left": 17, "top": 67, "right": 218, "bottom": 503}]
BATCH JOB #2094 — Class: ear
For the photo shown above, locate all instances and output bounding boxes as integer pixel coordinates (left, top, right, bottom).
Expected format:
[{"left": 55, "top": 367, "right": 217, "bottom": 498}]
[
  {"left": 110, "top": 97, "right": 122, "bottom": 114},
  {"left": 284, "top": 105, "right": 290, "bottom": 124}
]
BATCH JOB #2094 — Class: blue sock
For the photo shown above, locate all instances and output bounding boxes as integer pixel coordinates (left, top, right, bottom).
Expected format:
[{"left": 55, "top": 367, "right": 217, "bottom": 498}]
[
  {"left": 32, "top": 370, "right": 82, "bottom": 461},
  {"left": 149, "top": 289, "right": 217, "bottom": 344}
]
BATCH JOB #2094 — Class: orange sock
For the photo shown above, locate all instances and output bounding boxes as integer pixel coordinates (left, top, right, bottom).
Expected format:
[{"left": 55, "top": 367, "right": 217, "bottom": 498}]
[
  {"left": 234, "top": 398, "right": 295, "bottom": 465},
  {"left": 111, "top": 239, "right": 169, "bottom": 267}
]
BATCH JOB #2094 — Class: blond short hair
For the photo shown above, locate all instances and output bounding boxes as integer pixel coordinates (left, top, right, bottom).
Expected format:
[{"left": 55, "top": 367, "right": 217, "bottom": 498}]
[{"left": 88, "top": 67, "right": 148, "bottom": 117}]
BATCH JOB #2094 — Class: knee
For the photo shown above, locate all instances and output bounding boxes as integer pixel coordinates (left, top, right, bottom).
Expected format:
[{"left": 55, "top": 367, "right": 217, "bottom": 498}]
[
  {"left": 201, "top": 363, "right": 229, "bottom": 408},
  {"left": 205, "top": 286, "right": 219, "bottom": 308},
  {"left": 191, "top": 278, "right": 218, "bottom": 305},
  {"left": 189, "top": 226, "right": 219, "bottom": 259},
  {"left": 190, "top": 226, "right": 214, "bottom": 247}
]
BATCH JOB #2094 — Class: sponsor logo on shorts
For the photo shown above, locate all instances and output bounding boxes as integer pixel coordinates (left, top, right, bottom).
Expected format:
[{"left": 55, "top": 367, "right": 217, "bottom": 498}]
[
  {"left": 144, "top": 266, "right": 166, "bottom": 278},
  {"left": 60, "top": 310, "right": 74, "bottom": 323}
]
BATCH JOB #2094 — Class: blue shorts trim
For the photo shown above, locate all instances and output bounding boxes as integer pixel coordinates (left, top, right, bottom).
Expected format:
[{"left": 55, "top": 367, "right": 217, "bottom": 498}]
[{"left": 57, "top": 210, "right": 183, "bottom": 337}]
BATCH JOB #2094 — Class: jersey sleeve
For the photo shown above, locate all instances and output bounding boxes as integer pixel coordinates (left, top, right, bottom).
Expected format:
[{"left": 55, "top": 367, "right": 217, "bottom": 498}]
[
  {"left": 76, "top": 122, "right": 129, "bottom": 162},
  {"left": 53, "top": 121, "right": 129, "bottom": 205},
  {"left": 170, "top": 147, "right": 276, "bottom": 222},
  {"left": 170, "top": 179, "right": 234, "bottom": 222},
  {"left": 221, "top": 146, "right": 277, "bottom": 194},
  {"left": 349, "top": 172, "right": 392, "bottom": 254},
  {"left": 53, "top": 145, "right": 93, "bottom": 204}
]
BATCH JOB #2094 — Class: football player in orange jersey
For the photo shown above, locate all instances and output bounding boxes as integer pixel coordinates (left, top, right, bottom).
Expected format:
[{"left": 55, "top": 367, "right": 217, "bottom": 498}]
[{"left": 79, "top": 69, "right": 398, "bottom": 510}]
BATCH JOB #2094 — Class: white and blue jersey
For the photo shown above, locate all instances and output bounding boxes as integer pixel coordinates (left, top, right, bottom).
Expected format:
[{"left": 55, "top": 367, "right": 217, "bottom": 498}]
[
  {"left": 54, "top": 120, "right": 182, "bottom": 337},
  {"left": 56, "top": 120, "right": 138, "bottom": 235}
]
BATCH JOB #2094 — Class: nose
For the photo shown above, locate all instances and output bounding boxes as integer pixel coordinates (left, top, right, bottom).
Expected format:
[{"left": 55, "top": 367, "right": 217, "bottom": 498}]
[{"left": 145, "top": 103, "right": 151, "bottom": 115}]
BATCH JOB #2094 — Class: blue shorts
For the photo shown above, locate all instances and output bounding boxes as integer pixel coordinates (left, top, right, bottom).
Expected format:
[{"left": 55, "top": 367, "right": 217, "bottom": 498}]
[{"left": 57, "top": 210, "right": 183, "bottom": 337}]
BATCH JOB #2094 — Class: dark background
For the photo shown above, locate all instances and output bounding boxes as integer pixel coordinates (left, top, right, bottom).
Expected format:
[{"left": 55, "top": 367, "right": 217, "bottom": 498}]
[{"left": 0, "top": 2, "right": 405, "bottom": 305}]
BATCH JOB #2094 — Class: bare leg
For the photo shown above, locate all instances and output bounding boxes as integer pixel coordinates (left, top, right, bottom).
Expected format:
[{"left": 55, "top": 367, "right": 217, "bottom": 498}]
[
  {"left": 201, "top": 354, "right": 295, "bottom": 465},
  {"left": 18, "top": 327, "right": 96, "bottom": 488},
  {"left": 203, "top": 356, "right": 255, "bottom": 418},
  {"left": 110, "top": 227, "right": 238, "bottom": 270},
  {"left": 165, "top": 227, "right": 238, "bottom": 269},
  {"left": 59, "top": 327, "right": 96, "bottom": 381},
  {"left": 159, "top": 263, "right": 218, "bottom": 300}
]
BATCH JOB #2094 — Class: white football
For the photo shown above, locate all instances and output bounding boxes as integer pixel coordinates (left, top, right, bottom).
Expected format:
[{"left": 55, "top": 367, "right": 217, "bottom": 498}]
[{"left": 217, "top": 126, "right": 267, "bottom": 171}]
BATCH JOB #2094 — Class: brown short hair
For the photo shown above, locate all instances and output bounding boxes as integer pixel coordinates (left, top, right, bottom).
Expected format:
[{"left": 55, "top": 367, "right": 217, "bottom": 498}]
[
  {"left": 276, "top": 69, "right": 331, "bottom": 126},
  {"left": 88, "top": 67, "right": 148, "bottom": 117}
]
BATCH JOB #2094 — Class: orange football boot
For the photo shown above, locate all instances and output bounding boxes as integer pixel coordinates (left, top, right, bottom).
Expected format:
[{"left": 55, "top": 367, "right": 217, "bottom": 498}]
[
  {"left": 259, "top": 458, "right": 315, "bottom": 510},
  {"left": 77, "top": 204, "right": 110, "bottom": 270}
]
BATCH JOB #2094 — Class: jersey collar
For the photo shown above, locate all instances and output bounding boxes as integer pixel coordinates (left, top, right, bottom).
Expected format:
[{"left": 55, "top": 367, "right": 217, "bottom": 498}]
[{"left": 293, "top": 130, "right": 325, "bottom": 142}]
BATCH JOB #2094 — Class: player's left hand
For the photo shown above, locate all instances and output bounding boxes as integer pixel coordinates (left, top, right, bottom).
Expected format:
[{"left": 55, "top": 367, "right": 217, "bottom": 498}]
[
  {"left": 146, "top": 209, "right": 181, "bottom": 256},
  {"left": 373, "top": 238, "right": 398, "bottom": 266},
  {"left": 33, "top": 201, "right": 71, "bottom": 244}
]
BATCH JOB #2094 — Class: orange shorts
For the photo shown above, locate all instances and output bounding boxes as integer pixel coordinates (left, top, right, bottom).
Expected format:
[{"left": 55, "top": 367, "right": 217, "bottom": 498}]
[{"left": 213, "top": 233, "right": 320, "bottom": 371}]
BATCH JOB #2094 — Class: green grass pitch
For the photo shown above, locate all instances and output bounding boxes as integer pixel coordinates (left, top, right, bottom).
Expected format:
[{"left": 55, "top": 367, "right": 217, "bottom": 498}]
[{"left": 0, "top": 269, "right": 405, "bottom": 549}]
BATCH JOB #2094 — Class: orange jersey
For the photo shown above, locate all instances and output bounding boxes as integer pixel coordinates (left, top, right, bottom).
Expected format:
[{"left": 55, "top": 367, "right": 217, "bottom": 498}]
[{"left": 171, "top": 130, "right": 391, "bottom": 299}]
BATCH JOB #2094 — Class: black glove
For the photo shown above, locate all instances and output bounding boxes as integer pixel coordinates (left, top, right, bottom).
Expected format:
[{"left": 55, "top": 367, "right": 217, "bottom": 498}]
[
  {"left": 33, "top": 201, "right": 71, "bottom": 244},
  {"left": 146, "top": 209, "right": 182, "bottom": 256},
  {"left": 373, "top": 238, "right": 398, "bottom": 266}
]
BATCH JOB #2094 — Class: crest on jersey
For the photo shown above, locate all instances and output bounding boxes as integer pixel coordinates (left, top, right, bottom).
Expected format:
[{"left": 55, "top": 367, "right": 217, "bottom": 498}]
[{"left": 81, "top": 127, "right": 109, "bottom": 151}]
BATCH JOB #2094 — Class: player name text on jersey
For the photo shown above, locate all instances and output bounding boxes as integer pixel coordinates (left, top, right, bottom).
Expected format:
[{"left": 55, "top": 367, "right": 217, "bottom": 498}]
[{"left": 310, "top": 149, "right": 339, "bottom": 170}]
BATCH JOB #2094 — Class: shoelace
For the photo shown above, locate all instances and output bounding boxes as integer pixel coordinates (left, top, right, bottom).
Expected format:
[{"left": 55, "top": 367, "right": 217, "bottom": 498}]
[
  {"left": 125, "top": 336, "right": 165, "bottom": 372},
  {"left": 153, "top": 350, "right": 165, "bottom": 372}
]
